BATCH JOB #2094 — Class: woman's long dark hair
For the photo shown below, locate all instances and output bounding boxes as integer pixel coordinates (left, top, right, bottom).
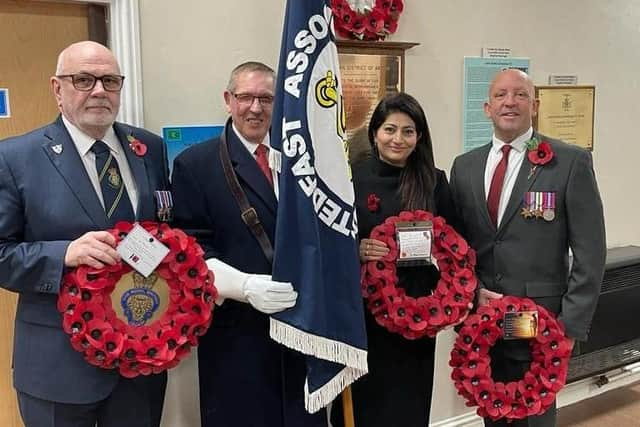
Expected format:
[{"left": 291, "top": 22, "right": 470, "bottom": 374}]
[{"left": 368, "top": 92, "right": 436, "bottom": 211}]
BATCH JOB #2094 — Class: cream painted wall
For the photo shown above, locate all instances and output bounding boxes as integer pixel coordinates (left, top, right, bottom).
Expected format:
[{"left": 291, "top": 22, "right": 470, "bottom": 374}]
[{"left": 139, "top": 1, "right": 640, "bottom": 425}]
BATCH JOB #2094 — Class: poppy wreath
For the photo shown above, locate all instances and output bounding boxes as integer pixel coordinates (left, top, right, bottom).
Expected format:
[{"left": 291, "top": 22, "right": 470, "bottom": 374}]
[
  {"left": 57, "top": 221, "right": 217, "bottom": 378},
  {"left": 361, "top": 210, "right": 477, "bottom": 340},
  {"left": 330, "top": 0, "right": 404, "bottom": 41},
  {"left": 449, "top": 296, "right": 572, "bottom": 421}
]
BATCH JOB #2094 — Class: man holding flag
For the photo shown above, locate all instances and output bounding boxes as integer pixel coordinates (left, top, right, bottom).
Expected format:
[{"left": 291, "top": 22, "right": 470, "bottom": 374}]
[
  {"left": 172, "top": 1, "right": 367, "bottom": 425},
  {"left": 172, "top": 60, "right": 327, "bottom": 426}
]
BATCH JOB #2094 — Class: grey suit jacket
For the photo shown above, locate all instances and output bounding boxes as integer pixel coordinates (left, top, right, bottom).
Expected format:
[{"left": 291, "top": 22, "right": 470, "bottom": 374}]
[{"left": 450, "top": 134, "right": 606, "bottom": 345}]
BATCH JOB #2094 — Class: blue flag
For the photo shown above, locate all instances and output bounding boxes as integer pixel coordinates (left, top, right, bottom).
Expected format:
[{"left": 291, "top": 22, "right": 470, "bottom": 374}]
[{"left": 269, "top": 0, "right": 368, "bottom": 413}]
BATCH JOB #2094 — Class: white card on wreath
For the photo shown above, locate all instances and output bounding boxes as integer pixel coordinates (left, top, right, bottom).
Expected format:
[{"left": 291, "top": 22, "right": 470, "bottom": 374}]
[
  {"left": 117, "top": 224, "right": 170, "bottom": 277},
  {"left": 397, "top": 229, "right": 432, "bottom": 260}
]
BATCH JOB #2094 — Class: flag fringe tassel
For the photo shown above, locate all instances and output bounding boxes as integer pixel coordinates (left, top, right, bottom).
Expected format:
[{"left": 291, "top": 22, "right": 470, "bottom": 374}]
[{"left": 270, "top": 318, "right": 368, "bottom": 413}]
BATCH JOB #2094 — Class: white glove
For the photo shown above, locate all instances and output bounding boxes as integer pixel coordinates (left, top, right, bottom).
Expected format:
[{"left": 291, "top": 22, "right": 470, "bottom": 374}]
[{"left": 206, "top": 258, "right": 297, "bottom": 314}]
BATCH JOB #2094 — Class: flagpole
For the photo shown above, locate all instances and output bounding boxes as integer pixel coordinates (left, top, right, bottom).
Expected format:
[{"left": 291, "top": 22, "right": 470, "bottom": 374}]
[{"left": 341, "top": 385, "right": 356, "bottom": 427}]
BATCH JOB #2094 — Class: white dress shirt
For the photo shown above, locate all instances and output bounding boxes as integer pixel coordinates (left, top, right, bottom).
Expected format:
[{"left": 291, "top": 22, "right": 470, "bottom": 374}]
[
  {"left": 483, "top": 127, "right": 533, "bottom": 226},
  {"left": 62, "top": 116, "right": 139, "bottom": 214}
]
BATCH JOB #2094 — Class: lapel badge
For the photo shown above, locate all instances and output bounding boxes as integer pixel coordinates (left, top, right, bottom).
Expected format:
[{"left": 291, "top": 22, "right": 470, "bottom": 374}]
[
  {"left": 154, "top": 190, "right": 173, "bottom": 222},
  {"left": 52, "top": 144, "right": 63, "bottom": 155}
]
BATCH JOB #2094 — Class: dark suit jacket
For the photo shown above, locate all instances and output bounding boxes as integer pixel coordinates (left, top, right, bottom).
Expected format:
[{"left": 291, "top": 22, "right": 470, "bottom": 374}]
[
  {"left": 172, "top": 128, "right": 323, "bottom": 427},
  {"left": 0, "top": 116, "right": 169, "bottom": 403},
  {"left": 450, "top": 134, "right": 606, "bottom": 358}
]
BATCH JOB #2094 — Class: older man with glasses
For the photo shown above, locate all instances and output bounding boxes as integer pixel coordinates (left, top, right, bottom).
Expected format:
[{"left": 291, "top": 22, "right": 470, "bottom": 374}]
[
  {"left": 171, "top": 61, "right": 326, "bottom": 427},
  {"left": 0, "top": 41, "right": 170, "bottom": 427}
]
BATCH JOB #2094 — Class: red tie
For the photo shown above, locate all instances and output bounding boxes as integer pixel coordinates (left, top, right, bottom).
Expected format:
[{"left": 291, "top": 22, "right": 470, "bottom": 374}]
[
  {"left": 487, "top": 144, "right": 512, "bottom": 227},
  {"left": 255, "top": 144, "right": 273, "bottom": 187}
]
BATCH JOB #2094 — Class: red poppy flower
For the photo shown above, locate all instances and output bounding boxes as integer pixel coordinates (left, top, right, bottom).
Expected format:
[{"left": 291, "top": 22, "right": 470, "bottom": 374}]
[
  {"left": 57, "top": 283, "right": 82, "bottom": 313},
  {"left": 63, "top": 308, "right": 88, "bottom": 337},
  {"left": 440, "top": 228, "right": 469, "bottom": 259},
  {"left": 460, "top": 356, "right": 490, "bottom": 380},
  {"left": 383, "top": 16, "right": 398, "bottom": 34},
  {"left": 368, "top": 296, "right": 389, "bottom": 316},
  {"left": 330, "top": 0, "right": 346, "bottom": 13},
  {"left": 452, "top": 268, "right": 478, "bottom": 294},
  {"left": 76, "top": 265, "right": 120, "bottom": 290},
  {"left": 456, "top": 328, "right": 481, "bottom": 353},
  {"left": 136, "top": 336, "right": 170, "bottom": 366},
  {"left": 364, "top": 8, "right": 386, "bottom": 34},
  {"left": 181, "top": 298, "right": 212, "bottom": 326},
  {"left": 475, "top": 322, "right": 502, "bottom": 346},
  {"left": 528, "top": 141, "right": 554, "bottom": 165},
  {"left": 472, "top": 380, "right": 495, "bottom": 406},
  {"left": 111, "top": 220, "right": 135, "bottom": 238},
  {"left": 366, "top": 193, "right": 381, "bottom": 212},
  {"left": 510, "top": 401, "right": 529, "bottom": 419},
  {"left": 158, "top": 323, "right": 189, "bottom": 349},
  {"left": 351, "top": 15, "right": 366, "bottom": 35},
  {"left": 485, "top": 383, "right": 513, "bottom": 420},
  {"left": 127, "top": 134, "right": 147, "bottom": 157},
  {"left": 540, "top": 363, "right": 568, "bottom": 393},
  {"left": 413, "top": 209, "right": 433, "bottom": 222},
  {"left": 390, "top": 0, "right": 404, "bottom": 14},
  {"left": 378, "top": 0, "right": 393, "bottom": 12},
  {"left": 167, "top": 242, "right": 202, "bottom": 274},
  {"left": 338, "top": 8, "right": 356, "bottom": 32},
  {"left": 178, "top": 260, "right": 209, "bottom": 289}
]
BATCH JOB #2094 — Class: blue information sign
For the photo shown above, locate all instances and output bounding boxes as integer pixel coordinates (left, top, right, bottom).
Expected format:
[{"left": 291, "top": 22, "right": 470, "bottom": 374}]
[
  {"left": 162, "top": 124, "right": 223, "bottom": 173},
  {"left": 0, "top": 89, "right": 10, "bottom": 118}
]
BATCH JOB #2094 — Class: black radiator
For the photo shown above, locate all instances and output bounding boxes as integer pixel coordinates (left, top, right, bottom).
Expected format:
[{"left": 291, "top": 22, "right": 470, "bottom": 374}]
[{"left": 567, "top": 245, "right": 640, "bottom": 382}]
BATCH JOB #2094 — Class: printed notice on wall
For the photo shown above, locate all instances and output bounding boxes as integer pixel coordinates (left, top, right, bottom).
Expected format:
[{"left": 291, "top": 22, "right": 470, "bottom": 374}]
[{"left": 462, "top": 57, "right": 530, "bottom": 152}]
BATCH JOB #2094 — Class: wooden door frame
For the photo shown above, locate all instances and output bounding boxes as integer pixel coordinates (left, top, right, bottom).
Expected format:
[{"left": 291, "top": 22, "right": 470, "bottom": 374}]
[{"left": 68, "top": 0, "right": 144, "bottom": 127}]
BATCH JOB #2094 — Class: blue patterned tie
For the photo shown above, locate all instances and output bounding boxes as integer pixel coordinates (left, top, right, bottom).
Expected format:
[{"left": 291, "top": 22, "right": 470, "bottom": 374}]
[{"left": 91, "top": 141, "right": 135, "bottom": 225}]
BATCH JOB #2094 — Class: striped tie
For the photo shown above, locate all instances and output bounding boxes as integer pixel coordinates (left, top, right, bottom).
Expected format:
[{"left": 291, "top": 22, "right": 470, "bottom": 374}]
[{"left": 91, "top": 140, "right": 135, "bottom": 225}]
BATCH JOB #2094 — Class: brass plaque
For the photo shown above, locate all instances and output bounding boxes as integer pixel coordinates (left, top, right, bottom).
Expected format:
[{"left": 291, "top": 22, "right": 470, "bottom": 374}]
[{"left": 535, "top": 85, "right": 595, "bottom": 151}]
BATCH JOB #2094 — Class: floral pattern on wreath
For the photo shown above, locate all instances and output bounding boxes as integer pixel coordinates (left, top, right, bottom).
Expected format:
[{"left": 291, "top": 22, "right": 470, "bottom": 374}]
[
  {"left": 57, "top": 221, "right": 217, "bottom": 378},
  {"left": 361, "top": 210, "right": 477, "bottom": 340},
  {"left": 449, "top": 296, "right": 572, "bottom": 421},
  {"left": 331, "top": 0, "right": 404, "bottom": 41}
]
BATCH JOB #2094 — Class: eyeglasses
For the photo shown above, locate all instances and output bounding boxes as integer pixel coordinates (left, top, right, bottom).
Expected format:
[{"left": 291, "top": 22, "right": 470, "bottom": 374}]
[
  {"left": 56, "top": 73, "right": 125, "bottom": 92},
  {"left": 232, "top": 92, "right": 274, "bottom": 107}
]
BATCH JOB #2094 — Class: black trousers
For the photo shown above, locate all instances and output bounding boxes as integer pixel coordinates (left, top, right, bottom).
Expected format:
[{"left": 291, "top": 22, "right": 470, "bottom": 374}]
[{"left": 17, "top": 373, "right": 166, "bottom": 427}]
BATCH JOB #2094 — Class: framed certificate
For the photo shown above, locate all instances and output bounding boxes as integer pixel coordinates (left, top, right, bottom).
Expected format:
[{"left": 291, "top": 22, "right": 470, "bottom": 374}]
[{"left": 534, "top": 85, "right": 595, "bottom": 151}]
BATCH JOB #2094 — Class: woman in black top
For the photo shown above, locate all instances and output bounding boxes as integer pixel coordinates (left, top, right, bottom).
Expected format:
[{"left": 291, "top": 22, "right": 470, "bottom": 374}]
[{"left": 332, "top": 92, "right": 457, "bottom": 427}]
